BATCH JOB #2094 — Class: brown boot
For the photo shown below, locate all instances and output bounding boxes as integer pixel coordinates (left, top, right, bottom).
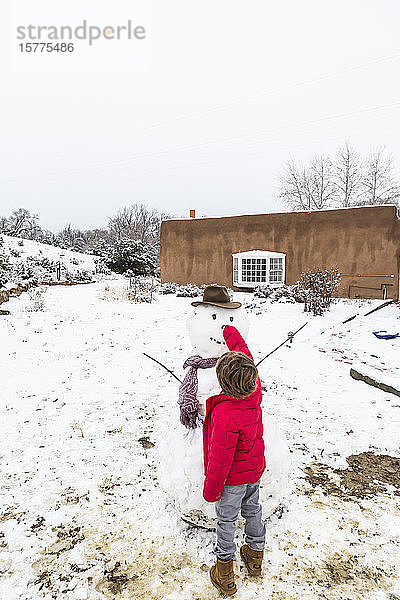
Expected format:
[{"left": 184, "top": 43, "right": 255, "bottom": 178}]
[
  {"left": 210, "top": 558, "right": 237, "bottom": 596},
  {"left": 240, "top": 544, "right": 263, "bottom": 576}
]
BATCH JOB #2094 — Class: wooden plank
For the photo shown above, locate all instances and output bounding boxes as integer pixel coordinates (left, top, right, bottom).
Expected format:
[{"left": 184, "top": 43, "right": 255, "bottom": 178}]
[{"left": 350, "top": 368, "right": 400, "bottom": 398}]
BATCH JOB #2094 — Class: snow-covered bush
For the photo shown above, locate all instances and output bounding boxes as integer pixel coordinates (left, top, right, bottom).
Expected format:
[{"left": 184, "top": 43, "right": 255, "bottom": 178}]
[
  {"left": 26, "top": 287, "right": 47, "bottom": 312},
  {"left": 0, "top": 249, "right": 12, "bottom": 288},
  {"left": 11, "top": 256, "right": 57, "bottom": 286},
  {"left": 34, "top": 256, "right": 57, "bottom": 272},
  {"left": 300, "top": 268, "right": 341, "bottom": 316},
  {"left": 65, "top": 269, "right": 93, "bottom": 283},
  {"left": 176, "top": 284, "right": 203, "bottom": 297},
  {"left": 126, "top": 276, "right": 156, "bottom": 303},
  {"left": 94, "top": 257, "right": 111, "bottom": 275},
  {"left": 159, "top": 282, "right": 234, "bottom": 299},
  {"left": 254, "top": 283, "right": 306, "bottom": 303},
  {"left": 28, "top": 257, "right": 58, "bottom": 284},
  {"left": 11, "top": 260, "right": 38, "bottom": 285},
  {"left": 159, "top": 282, "right": 178, "bottom": 295},
  {"left": 253, "top": 285, "right": 274, "bottom": 298},
  {"left": 98, "top": 237, "right": 158, "bottom": 276},
  {"left": 123, "top": 269, "right": 135, "bottom": 286}
]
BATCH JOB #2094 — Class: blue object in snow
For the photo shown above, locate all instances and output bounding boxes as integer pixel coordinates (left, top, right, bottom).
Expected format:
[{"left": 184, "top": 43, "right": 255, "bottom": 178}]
[{"left": 372, "top": 330, "right": 399, "bottom": 340}]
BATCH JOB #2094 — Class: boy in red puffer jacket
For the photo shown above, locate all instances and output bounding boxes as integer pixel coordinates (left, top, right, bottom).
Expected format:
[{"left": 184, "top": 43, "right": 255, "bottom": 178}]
[{"left": 203, "top": 325, "right": 266, "bottom": 596}]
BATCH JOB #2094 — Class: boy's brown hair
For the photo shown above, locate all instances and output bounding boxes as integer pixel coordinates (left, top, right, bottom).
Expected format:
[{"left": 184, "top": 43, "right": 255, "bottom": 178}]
[{"left": 216, "top": 351, "right": 258, "bottom": 399}]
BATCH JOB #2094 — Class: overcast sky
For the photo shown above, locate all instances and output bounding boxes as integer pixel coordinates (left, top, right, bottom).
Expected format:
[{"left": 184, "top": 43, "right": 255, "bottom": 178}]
[{"left": 1, "top": 0, "right": 399, "bottom": 231}]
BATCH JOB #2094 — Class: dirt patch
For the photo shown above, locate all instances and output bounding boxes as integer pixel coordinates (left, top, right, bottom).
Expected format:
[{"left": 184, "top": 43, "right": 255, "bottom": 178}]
[
  {"left": 30, "top": 521, "right": 397, "bottom": 600},
  {"left": 303, "top": 452, "right": 400, "bottom": 500},
  {"left": 93, "top": 550, "right": 213, "bottom": 600},
  {"left": 32, "top": 523, "right": 86, "bottom": 596},
  {"left": 138, "top": 436, "right": 155, "bottom": 449},
  {"left": 0, "top": 507, "right": 25, "bottom": 523},
  {"left": 98, "top": 476, "right": 121, "bottom": 494},
  {"left": 60, "top": 486, "right": 90, "bottom": 505},
  {"left": 345, "top": 452, "right": 400, "bottom": 494},
  {"left": 301, "top": 551, "right": 391, "bottom": 596},
  {"left": 107, "top": 426, "right": 122, "bottom": 434},
  {"left": 30, "top": 516, "right": 46, "bottom": 532},
  {"left": 47, "top": 524, "right": 85, "bottom": 556},
  {"left": 96, "top": 561, "right": 138, "bottom": 596}
]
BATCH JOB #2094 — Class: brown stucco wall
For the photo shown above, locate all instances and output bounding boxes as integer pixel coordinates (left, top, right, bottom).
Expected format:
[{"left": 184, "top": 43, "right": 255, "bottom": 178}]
[{"left": 160, "top": 206, "right": 400, "bottom": 300}]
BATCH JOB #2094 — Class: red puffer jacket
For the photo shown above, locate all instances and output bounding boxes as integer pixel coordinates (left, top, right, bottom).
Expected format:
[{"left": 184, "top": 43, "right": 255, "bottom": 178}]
[{"left": 202, "top": 326, "right": 266, "bottom": 503}]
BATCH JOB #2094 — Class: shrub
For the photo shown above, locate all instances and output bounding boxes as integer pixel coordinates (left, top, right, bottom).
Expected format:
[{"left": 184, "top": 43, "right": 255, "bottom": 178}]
[
  {"left": 94, "top": 257, "right": 111, "bottom": 275},
  {"left": 65, "top": 269, "right": 93, "bottom": 283},
  {"left": 11, "top": 256, "right": 58, "bottom": 285},
  {"left": 254, "top": 283, "right": 306, "bottom": 303},
  {"left": 35, "top": 256, "right": 57, "bottom": 271},
  {"left": 12, "top": 261, "right": 38, "bottom": 285},
  {"left": 300, "top": 268, "right": 341, "bottom": 316},
  {"left": 127, "top": 276, "right": 156, "bottom": 303},
  {"left": 101, "top": 238, "right": 158, "bottom": 276},
  {"left": 0, "top": 250, "right": 12, "bottom": 288},
  {"left": 253, "top": 285, "right": 274, "bottom": 298},
  {"left": 26, "top": 287, "right": 47, "bottom": 312},
  {"left": 159, "top": 282, "right": 234, "bottom": 299},
  {"left": 159, "top": 282, "right": 178, "bottom": 295},
  {"left": 176, "top": 284, "right": 203, "bottom": 297}
]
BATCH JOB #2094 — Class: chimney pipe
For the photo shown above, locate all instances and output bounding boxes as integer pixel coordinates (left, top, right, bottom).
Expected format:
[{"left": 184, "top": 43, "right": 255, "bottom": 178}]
[{"left": 190, "top": 209, "right": 196, "bottom": 218}]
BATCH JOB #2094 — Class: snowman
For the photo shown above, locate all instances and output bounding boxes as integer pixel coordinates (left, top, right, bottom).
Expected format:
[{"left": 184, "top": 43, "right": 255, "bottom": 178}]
[{"left": 158, "top": 285, "right": 290, "bottom": 528}]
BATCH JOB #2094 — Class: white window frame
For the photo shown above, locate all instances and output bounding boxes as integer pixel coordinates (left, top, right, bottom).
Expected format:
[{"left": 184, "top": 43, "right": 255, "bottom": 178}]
[
  {"left": 233, "top": 257, "right": 239, "bottom": 284},
  {"left": 232, "top": 250, "right": 286, "bottom": 288}
]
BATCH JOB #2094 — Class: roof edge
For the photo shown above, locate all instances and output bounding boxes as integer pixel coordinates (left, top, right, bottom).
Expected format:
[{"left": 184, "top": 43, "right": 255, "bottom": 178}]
[{"left": 164, "top": 204, "right": 399, "bottom": 224}]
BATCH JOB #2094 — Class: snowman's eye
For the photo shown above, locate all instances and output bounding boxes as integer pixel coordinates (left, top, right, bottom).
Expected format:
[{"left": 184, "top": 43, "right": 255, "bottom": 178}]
[
  {"left": 230, "top": 316, "right": 234, "bottom": 322},
  {"left": 212, "top": 314, "right": 217, "bottom": 320}
]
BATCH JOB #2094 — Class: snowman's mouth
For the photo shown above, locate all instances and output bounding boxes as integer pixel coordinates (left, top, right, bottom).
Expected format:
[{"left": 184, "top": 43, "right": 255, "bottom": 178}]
[{"left": 210, "top": 337, "right": 223, "bottom": 345}]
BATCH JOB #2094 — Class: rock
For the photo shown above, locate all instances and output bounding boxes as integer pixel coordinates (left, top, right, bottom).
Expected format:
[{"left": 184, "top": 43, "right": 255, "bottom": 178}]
[{"left": 138, "top": 437, "right": 155, "bottom": 449}]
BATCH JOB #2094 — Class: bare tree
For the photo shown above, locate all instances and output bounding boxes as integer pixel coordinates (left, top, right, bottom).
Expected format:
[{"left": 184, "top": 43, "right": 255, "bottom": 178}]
[
  {"left": 279, "top": 160, "right": 312, "bottom": 210},
  {"left": 360, "top": 147, "right": 400, "bottom": 206},
  {"left": 0, "top": 216, "right": 8, "bottom": 234},
  {"left": 132, "top": 204, "right": 162, "bottom": 243},
  {"left": 279, "top": 155, "right": 335, "bottom": 211},
  {"left": 0, "top": 208, "right": 41, "bottom": 239},
  {"left": 333, "top": 142, "right": 362, "bottom": 207},
  {"left": 308, "top": 155, "right": 336, "bottom": 209},
  {"left": 108, "top": 203, "right": 170, "bottom": 244},
  {"left": 56, "top": 224, "right": 85, "bottom": 251},
  {"left": 108, "top": 206, "right": 136, "bottom": 240},
  {"left": 82, "top": 228, "right": 110, "bottom": 247}
]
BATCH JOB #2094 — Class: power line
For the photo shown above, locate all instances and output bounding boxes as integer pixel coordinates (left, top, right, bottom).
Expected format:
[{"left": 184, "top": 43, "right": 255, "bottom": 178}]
[
  {"left": 140, "top": 53, "right": 400, "bottom": 127},
  {"left": 28, "top": 100, "right": 400, "bottom": 178},
  {"left": 67, "top": 51, "right": 400, "bottom": 149},
  {"left": 18, "top": 117, "right": 400, "bottom": 189}
]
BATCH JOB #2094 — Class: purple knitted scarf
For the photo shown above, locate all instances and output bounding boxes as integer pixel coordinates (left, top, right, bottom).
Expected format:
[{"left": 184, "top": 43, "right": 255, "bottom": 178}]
[{"left": 178, "top": 355, "right": 219, "bottom": 429}]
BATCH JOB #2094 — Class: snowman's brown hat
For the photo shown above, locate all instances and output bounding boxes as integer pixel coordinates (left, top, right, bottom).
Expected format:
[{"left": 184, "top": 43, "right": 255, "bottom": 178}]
[{"left": 191, "top": 285, "right": 241, "bottom": 309}]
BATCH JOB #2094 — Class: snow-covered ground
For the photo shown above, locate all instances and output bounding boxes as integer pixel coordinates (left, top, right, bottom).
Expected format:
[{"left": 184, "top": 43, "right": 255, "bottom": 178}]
[
  {"left": 1, "top": 235, "right": 97, "bottom": 290},
  {"left": 2, "top": 235, "right": 96, "bottom": 271},
  {"left": 0, "top": 281, "right": 399, "bottom": 600}
]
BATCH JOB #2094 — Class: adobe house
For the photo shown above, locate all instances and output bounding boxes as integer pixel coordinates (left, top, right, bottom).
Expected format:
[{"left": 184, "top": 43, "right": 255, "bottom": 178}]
[{"left": 160, "top": 205, "right": 400, "bottom": 300}]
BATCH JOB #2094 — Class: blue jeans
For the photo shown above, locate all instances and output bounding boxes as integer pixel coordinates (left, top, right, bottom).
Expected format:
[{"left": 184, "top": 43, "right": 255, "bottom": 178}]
[{"left": 214, "top": 480, "right": 266, "bottom": 561}]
